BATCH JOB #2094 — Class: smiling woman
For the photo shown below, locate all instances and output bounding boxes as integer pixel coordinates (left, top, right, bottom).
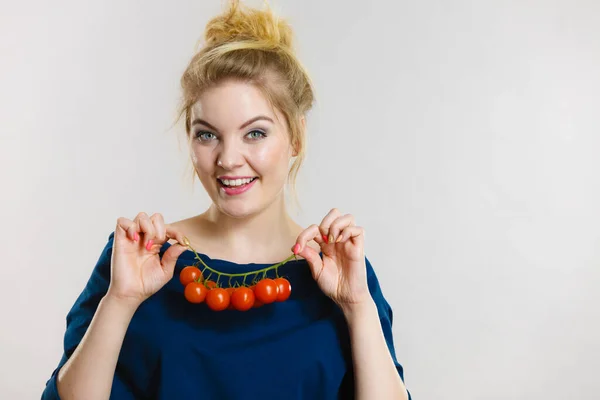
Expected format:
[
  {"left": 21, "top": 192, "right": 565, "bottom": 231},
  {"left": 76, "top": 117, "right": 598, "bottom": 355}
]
[
  {"left": 41, "top": 1, "right": 411, "bottom": 399},
  {"left": 187, "top": 81, "right": 297, "bottom": 218}
]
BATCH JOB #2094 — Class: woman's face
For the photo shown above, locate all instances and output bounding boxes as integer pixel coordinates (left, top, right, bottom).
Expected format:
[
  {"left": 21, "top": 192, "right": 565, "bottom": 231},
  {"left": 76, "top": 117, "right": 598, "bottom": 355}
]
[{"left": 189, "top": 79, "right": 294, "bottom": 218}]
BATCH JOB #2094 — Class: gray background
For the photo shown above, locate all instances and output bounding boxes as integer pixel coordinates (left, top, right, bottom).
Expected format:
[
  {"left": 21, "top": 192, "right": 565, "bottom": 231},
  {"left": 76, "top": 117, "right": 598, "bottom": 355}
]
[{"left": 1, "top": 0, "right": 599, "bottom": 399}]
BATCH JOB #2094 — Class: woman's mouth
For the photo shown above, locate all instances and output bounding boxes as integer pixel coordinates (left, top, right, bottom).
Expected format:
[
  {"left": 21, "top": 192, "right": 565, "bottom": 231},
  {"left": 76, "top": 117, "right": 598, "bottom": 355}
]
[{"left": 217, "top": 177, "right": 258, "bottom": 196}]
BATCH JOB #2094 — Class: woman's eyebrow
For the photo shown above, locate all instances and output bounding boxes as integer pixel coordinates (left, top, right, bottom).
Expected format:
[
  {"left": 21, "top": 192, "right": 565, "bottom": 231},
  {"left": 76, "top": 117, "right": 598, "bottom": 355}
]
[
  {"left": 191, "top": 118, "right": 218, "bottom": 131},
  {"left": 191, "top": 115, "right": 274, "bottom": 131},
  {"left": 239, "top": 115, "right": 274, "bottom": 129}
]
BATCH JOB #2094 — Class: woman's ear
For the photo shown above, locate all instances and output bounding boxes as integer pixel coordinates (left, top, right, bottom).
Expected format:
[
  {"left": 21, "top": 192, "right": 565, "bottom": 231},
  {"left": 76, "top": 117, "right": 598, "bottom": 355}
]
[{"left": 291, "top": 116, "right": 306, "bottom": 157}]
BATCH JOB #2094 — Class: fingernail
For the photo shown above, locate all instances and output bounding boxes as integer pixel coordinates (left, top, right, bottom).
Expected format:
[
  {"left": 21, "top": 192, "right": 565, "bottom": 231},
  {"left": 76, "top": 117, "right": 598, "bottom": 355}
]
[
  {"left": 292, "top": 243, "right": 300, "bottom": 255},
  {"left": 336, "top": 235, "right": 342, "bottom": 243},
  {"left": 146, "top": 239, "right": 154, "bottom": 251},
  {"left": 322, "top": 234, "right": 328, "bottom": 243},
  {"left": 183, "top": 236, "right": 190, "bottom": 246},
  {"left": 328, "top": 234, "right": 334, "bottom": 244},
  {"left": 134, "top": 232, "right": 139, "bottom": 242}
]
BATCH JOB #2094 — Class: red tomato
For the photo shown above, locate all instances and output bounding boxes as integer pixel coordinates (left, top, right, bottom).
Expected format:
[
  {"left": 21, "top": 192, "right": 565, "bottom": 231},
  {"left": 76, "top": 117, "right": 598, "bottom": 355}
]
[
  {"left": 254, "top": 279, "right": 278, "bottom": 304},
  {"left": 206, "top": 288, "right": 230, "bottom": 311},
  {"left": 184, "top": 282, "right": 207, "bottom": 304},
  {"left": 226, "top": 287, "right": 236, "bottom": 310},
  {"left": 204, "top": 280, "right": 218, "bottom": 289},
  {"left": 179, "top": 266, "right": 202, "bottom": 286},
  {"left": 231, "top": 287, "right": 255, "bottom": 311},
  {"left": 250, "top": 286, "right": 264, "bottom": 308},
  {"left": 274, "top": 278, "right": 291, "bottom": 302},
  {"left": 253, "top": 299, "right": 264, "bottom": 308}
]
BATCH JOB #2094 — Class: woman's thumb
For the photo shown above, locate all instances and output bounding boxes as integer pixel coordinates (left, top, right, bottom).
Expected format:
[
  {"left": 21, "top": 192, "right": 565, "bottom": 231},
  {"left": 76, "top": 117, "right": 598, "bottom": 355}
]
[
  {"left": 297, "top": 245, "right": 323, "bottom": 280},
  {"left": 160, "top": 243, "right": 188, "bottom": 277}
]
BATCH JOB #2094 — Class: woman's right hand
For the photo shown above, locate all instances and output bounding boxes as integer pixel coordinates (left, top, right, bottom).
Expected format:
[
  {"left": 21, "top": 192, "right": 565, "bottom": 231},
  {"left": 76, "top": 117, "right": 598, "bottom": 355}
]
[{"left": 107, "top": 212, "right": 189, "bottom": 307}]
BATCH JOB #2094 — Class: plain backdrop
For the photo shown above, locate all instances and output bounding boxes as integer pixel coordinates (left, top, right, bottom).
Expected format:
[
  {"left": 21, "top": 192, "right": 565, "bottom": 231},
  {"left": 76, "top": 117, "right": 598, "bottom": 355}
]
[{"left": 1, "top": 0, "right": 599, "bottom": 399}]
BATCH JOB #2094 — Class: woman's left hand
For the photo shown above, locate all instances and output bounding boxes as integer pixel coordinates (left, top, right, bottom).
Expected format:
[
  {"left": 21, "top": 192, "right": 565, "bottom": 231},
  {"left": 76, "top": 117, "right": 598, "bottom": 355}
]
[{"left": 292, "top": 208, "right": 371, "bottom": 311}]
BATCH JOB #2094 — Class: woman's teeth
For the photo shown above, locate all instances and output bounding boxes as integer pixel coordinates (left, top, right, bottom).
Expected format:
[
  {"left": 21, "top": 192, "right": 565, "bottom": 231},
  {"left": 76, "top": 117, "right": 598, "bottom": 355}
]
[{"left": 220, "top": 178, "right": 255, "bottom": 187}]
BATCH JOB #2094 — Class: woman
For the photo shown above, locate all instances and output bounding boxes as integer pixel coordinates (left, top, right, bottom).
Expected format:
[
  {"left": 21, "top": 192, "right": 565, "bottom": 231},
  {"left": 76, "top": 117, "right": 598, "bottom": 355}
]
[{"left": 42, "top": 1, "right": 411, "bottom": 399}]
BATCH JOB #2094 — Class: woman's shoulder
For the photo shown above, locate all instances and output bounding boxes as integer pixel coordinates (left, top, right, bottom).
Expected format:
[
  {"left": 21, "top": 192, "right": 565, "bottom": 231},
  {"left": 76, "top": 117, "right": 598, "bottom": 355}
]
[
  {"left": 166, "top": 216, "right": 225, "bottom": 249},
  {"left": 166, "top": 216, "right": 200, "bottom": 244}
]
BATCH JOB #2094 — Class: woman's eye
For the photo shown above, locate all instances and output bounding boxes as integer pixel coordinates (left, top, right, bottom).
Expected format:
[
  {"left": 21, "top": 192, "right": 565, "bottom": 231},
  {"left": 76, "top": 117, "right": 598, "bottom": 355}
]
[
  {"left": 196, "top": 131, "right": 216, "bottom": 141},
  {"left": 246, "top": 130, "right": 266, "bottom": 140}
]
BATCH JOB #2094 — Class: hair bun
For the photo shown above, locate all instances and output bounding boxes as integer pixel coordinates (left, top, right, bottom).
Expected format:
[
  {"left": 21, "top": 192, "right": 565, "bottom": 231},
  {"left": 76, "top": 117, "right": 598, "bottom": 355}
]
[{"left": 204, "top": 0, "right": 293, "bottom": 51}]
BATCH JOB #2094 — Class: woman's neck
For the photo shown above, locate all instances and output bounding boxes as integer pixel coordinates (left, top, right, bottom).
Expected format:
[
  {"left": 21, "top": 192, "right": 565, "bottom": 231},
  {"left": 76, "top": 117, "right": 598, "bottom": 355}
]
[{"left": 195, "top": 196, "right": 302, "bottom": 263}]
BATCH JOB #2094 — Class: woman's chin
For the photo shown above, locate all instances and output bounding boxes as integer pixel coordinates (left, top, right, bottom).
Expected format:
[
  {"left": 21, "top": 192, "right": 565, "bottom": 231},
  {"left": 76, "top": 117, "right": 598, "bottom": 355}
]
[{"left": 215, "top": 200, "right": 259, "bottom": 219}]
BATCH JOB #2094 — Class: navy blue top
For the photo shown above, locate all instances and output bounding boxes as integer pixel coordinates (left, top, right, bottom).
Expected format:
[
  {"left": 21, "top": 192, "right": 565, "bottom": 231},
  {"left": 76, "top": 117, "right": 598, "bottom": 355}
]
[{"left": 42, "top": 231, "right": 411, "bottom": 399}]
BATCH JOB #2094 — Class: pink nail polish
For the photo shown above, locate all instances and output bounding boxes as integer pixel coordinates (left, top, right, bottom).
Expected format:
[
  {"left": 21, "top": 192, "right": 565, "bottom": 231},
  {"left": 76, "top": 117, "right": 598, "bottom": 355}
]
[
  {"left": 146, "top": 239, "right": 154, "bottom": 251},
  {"left": 293, "top": 243, "right": 301, "bottom": 255},
  {"left": 322, "top": 234, "right": 328, "bottom": 244},
  {"left": 134, "top": 232, "right": 139, "bottom": 242}
]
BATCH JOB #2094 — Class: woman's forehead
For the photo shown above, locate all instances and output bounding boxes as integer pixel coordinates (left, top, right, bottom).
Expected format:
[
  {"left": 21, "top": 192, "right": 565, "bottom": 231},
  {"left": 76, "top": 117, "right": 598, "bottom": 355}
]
[{"left": 190, "top": 82, "right": 283, "bottom": 130}]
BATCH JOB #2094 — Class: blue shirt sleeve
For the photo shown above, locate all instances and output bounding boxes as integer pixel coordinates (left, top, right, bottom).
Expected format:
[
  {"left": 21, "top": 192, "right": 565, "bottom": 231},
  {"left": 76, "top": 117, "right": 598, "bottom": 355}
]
[{"left": 41, "top": 232, "right": 115, "bottom": 400}]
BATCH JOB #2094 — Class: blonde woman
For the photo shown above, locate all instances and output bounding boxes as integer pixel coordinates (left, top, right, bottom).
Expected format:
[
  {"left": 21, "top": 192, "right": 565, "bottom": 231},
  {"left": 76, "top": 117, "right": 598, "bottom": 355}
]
[{"left": 43, "top": 1, "right": 411, "bottom": 399}]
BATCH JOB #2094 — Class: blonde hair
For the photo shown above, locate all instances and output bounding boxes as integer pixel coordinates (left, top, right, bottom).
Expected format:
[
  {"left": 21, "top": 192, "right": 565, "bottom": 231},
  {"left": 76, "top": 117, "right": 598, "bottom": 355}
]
[{"left": 177, "top": 0, "right": 314, "bottom": 205}]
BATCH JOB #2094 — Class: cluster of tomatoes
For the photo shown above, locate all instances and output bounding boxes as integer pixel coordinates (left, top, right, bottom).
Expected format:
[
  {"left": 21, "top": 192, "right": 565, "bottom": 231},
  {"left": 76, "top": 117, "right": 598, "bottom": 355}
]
[{"left": 179, "top": 266, "right": 292, "bottom": 311}]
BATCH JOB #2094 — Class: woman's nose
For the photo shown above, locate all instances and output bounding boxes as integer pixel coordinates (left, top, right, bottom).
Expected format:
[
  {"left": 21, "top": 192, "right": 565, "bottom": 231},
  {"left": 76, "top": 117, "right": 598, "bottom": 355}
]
[{"left": 216, "top": 141, "right": 244, "bottom": 170}]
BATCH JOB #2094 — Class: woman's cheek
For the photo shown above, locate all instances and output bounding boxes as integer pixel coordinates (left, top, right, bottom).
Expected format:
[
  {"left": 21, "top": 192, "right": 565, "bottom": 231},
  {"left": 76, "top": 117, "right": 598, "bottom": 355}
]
[
  {"left": 191, "top": 147, "right": 214, "bottom": 172},
  {"left": 252, "top": 142, "right": 279, "bottom": 169}
]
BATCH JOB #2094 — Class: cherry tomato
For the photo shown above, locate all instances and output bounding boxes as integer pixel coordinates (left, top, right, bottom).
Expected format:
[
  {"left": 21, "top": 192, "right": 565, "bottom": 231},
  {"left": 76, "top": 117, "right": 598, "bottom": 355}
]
[
  {"left": 205, "top": 280, "right": 218, "bottom": 289},
  {"left": 184, "top": 282, "right": 207, "bottom": 304},
  {"left": 274, "top": 278, "right": 291, "bottom": 302},
  {"left": 251, "top": 286, "right": 264, "bottom": 308},
  {"left": 226, "top": 287, "right": 236, "bottom": 310},
  {"left": 254, "top": 279, "right": 278, "bottom": 304},
  {"left": 206, "top": 288, "right": 230, "bottom": 311},
  {"left": 253, "top": 299, "right": 264, "bottom": 308},
  {"left": 180, "top": 266, "right": 202, "bottom": 286},
  {"left": 231, "top": 287, "right": 255, "bottom": 311}
]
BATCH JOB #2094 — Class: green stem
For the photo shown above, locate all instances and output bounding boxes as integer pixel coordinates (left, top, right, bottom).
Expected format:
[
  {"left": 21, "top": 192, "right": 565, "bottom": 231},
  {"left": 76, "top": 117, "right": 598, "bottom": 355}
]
[{"left": 186, "top": 245, "right": 296, "bottom": 278}]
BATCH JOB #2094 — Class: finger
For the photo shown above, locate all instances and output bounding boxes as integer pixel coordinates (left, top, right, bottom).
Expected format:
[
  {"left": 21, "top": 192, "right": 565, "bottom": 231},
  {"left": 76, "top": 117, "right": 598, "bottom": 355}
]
[
  {"left": 165, "top": 224, "right": 188, "bottom": 247},
  {"left": 116, "top": 217, "right": 139, "bottom": 242},
  {"left": 150, "top": 213, "right": 167, "bottom": 243},
  {"left": 319, "top": 208, "right": 342, "bottom": 244},
  {"left": 135, "top": 212, "right": 155, "bottom": 249},
  {"left": 329, "top": 214, "right": 355, "bottom": 243},
  {"left": 296, "top": 244, "right": 324, "bottom": 281},
  {"left": 293, "top": 224, "right": 323, "bottom": 254},
  {"left": 160, "top": 241, "right": 188, "bottom": 279},
  {"left": 337, "top": 225, "right": 365, "bottom": 246},
  {"left": 128, "top": 219, "right": 140, "bottom": 242}
]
